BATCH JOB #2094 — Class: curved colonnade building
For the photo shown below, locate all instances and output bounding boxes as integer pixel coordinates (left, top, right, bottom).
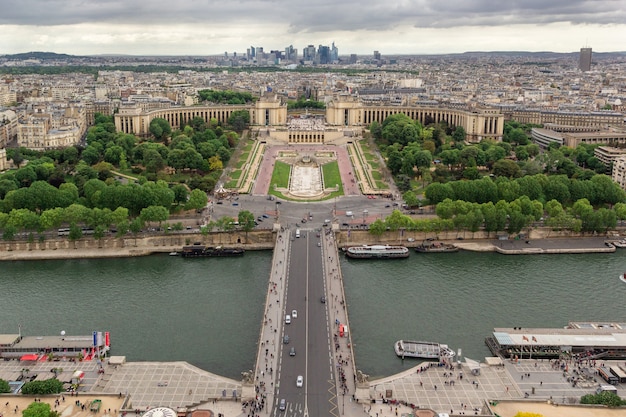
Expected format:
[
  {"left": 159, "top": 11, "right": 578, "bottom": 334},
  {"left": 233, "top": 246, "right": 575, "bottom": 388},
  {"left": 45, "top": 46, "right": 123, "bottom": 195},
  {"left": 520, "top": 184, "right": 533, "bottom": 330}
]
[{"left": 115, "top": 94, "right": 505, "bottom": 143}]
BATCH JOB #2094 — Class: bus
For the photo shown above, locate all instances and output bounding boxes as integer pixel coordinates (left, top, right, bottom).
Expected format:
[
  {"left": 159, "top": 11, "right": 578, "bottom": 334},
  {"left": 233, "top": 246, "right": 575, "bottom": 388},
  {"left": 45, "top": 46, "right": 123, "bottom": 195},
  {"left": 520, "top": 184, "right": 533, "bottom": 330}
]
[
  {"left": 58, "top": 227, "right": 94, "bottom": 236},
  {"left": 598, "top": 367, "right": 619, "bottom": 385},
  {"left": 610, "top": 365, "right": 626, "bottom": 383}
]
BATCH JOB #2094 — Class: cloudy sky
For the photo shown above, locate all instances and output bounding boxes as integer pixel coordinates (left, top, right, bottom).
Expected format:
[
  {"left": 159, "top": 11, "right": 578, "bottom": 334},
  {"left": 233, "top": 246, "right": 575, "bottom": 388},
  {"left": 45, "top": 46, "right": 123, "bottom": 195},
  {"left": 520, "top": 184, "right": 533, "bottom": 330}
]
[{"left": 1, "top": 0, "right": 624, "bottom": 56}]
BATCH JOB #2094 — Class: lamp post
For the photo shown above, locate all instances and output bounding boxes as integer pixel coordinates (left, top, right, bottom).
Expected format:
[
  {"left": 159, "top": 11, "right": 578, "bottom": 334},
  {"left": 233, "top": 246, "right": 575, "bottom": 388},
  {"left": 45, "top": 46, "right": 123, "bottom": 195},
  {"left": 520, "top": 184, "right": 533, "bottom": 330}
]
[{"left": 342, "top": 392, "right": 345, "bottom": 415}]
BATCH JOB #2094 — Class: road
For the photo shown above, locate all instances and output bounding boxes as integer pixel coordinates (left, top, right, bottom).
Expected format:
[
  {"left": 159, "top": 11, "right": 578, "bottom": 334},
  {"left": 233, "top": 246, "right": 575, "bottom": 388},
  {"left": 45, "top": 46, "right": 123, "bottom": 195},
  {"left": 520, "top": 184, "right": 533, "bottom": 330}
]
[
  {"left": 273, "top": 229, "right": 337, "bottom": 417},
  {"left": 209, "top": 194, "right": 411, "bottom": 231}
]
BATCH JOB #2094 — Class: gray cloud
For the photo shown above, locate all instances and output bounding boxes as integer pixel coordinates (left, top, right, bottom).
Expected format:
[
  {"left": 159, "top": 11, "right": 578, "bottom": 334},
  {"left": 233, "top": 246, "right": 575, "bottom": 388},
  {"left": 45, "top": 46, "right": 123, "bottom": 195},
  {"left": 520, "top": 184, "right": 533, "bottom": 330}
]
[{"left": 2, "top": 0, "right": 625, "bottom": 29}]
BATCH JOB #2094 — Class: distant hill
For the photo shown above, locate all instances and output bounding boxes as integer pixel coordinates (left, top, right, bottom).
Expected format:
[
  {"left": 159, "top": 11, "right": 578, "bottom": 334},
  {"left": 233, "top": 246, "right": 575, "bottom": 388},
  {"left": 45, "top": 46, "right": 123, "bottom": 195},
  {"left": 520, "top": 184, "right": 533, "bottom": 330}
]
[{"left": 1, "top": 51, "right": 84, "bottom": 60}]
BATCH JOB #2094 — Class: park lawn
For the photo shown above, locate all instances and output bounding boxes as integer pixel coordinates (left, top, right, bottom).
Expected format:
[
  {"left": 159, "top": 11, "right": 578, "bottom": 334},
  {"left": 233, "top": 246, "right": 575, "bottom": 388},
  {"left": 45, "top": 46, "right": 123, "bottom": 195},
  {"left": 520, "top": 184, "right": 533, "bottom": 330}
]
[
  {"left": 270, "top": 160, "right": 291, "bottom": 189},
  {"left": 236, "top": 154, "right": 249, "bottom": 169},
  {"left": 224, "top": 179, "right": 239, "bottom": 188},
  {"left": 267, "top": 161, "right": 343, "bottom": 202},
  {"left": 242, "top": 140, "right": 254, "bottom": 152},
  {"left": 230, "top": 170, "right": 242, "bottom": 180},
  {"left": 322, "top": 161, "right": 341, "bottom": 188}
]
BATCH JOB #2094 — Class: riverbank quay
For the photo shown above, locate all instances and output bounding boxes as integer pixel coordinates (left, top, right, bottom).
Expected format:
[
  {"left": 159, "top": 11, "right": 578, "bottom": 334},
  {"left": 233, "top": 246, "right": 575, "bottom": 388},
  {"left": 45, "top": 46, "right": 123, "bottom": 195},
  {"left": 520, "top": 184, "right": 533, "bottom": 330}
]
[
  {"left": 456, "top": 236, "right": 614, "bottom": 254},
  {"left": 0, "top": 230, "right": 618, "bottom": 261},
  {"left": 0, "top": 230, "right": 276, "bottom": 261},
  {"left": 360, "top": 357, "right": 626, "bottom": 417},
  {"left": 0, "top": 358, "right": 243, "bottom": 415}
]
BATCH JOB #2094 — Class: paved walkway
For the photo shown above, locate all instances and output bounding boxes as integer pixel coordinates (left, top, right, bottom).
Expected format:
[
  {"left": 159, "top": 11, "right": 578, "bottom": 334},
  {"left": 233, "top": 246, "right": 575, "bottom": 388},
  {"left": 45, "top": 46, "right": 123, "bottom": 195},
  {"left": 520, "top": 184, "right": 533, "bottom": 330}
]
[{"left": 247, "top": 227, "right": 290, "bottom": 416}]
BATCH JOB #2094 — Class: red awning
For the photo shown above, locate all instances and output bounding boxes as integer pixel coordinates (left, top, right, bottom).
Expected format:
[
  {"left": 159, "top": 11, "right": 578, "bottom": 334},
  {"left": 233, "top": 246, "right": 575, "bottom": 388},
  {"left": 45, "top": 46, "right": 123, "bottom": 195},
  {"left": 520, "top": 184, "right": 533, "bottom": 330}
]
[{"left": 20, "top": 354, "right": 39, "bottom": 361}]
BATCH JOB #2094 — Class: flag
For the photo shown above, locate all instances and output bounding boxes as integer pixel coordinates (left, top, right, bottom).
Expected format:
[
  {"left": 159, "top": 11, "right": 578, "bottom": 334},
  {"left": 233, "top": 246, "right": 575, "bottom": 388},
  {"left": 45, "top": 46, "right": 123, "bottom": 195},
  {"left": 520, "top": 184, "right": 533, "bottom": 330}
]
[
  {"left": 522, "top": 335, "right": 529, "bottom": 341},
  {"left": 532, "top": 336, "right": 537, "bottom": 342}
]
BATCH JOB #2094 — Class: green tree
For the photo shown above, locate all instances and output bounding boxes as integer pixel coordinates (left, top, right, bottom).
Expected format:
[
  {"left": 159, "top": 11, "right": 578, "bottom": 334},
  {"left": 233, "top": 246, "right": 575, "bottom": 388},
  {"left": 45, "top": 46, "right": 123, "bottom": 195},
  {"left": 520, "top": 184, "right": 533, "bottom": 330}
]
[
  {"left": 238, "top": 210, "right": 256, "bottom": 235},
  {"left": 493, "top": 159, "right": 521, "bottom": 178},
  {"left": 140, "top": 205, "right": 170, "bottom": 227},
  {"left": 451, "top": 126, "right": 466, "bottom": 142},
  {"left": 0, "top": 378, "right": 10, "bottom": 393},
  {"left": 402, "top": 190, "right": 419, "bottom": 208},
  {"left": 143, "top": 149, "right": 166, "bottom": 173},
  {"left": 368, "top": 219, "right": 386, "bottom": 236},
  {"left": 580, "top": 391, "right": 626, "bottom": 406},
  {"left": 424, "top": 182, "right": 455, "bottom": 205},
  {"left": 228, "top": 110, "right": 250, "bottom": 132},
  {"left": 21, "top": 379, "right": 64, "bottom": 395},
  {"left": 172, "top": 184, "right": 189, "bottom": 206},
  {"left": 149, "top": 118, "right": 172, "bottom": 142},
  {"left": 185, "top": 189, "right": 208, "bottom": 211}
]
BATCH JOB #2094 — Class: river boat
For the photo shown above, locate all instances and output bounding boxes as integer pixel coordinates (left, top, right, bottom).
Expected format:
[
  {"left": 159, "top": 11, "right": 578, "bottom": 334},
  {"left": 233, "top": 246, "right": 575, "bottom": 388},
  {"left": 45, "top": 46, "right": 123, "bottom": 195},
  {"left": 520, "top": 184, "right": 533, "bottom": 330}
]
[
  {"left": 344, "top": 245, "right": 409, "bottom": 259},
  {"left": 486, "top": 322, "right": 626, "bottom": 360},
  {"left": 181, "top": 245, "right": 244, "bottom": 258},
  {"left": 394, "top": 340, "right": 455, "bottom": 360},
  {"left": 414, "top": 239, "right": 459, "bottom": 253},
  {"left": 620, "top": 273, "right": 626, "bottom": 284},
  {"left": 0, "top": 331, "right": 111, "bottom": 361}
]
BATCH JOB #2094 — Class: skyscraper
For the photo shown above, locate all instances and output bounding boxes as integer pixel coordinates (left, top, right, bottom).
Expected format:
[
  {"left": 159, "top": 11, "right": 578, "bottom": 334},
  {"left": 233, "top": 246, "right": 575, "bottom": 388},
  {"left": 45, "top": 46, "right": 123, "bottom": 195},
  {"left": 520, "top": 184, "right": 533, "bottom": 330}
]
[{"left": 579, "top": 47, "right": 592, "bottom": 72}]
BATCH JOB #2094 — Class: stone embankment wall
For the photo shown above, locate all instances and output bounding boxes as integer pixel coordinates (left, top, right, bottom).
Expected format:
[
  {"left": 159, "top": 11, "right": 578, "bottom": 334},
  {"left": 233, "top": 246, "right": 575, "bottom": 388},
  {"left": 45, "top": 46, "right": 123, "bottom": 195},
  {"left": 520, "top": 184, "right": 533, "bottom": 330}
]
[
  {"left": 334, "top": 227, "right": 598, "bottom": 247},
  {"left": 0, "top": 230, "right": 276, "bottom": 260}
]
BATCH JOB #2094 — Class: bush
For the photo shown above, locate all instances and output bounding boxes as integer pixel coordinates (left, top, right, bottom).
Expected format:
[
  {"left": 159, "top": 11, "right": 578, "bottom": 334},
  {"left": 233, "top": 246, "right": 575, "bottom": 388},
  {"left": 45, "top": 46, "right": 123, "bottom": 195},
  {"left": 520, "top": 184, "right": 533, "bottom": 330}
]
[
  {"left": 0, "top": 378, "right": 10, "bottom": 393},
  {"left": 20, "top": 378, "right": 64, "bottom": 395}
]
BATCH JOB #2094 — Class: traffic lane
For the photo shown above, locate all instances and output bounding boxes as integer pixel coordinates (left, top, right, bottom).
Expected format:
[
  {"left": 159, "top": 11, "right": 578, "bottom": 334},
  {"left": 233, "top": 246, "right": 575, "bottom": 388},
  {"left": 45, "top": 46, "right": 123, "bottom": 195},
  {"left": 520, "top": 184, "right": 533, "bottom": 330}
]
[
  {"left": 305, "top": 234, "right": 336, "bottom": 417},
  {"left": 275, "top": 234, "right": 308, "bottom": 416},
  {"left": 210, "top": 195, "right": 397, "bottom": 224}
]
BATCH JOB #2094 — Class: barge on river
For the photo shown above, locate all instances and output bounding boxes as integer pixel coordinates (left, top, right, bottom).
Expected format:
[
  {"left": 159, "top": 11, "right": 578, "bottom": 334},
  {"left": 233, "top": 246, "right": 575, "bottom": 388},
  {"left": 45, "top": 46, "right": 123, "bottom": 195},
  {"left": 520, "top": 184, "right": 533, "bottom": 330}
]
[
  {"left": 0, "top": 331, "right": 110, "bottom": 361},
  {"left": 181, "top": 244, "right": 244, "bottom": 258},
  {"left": 394, "top": 340, "right": 455, "bottom": 360},
  {"left": 414, "top": 239, "right": 459, "bottom": 253},
  {"left": 485, "top": 322, "right": 626, "bottom": 360},
  {"left": 343, "top": 245, "right": 409, "bottom": 259}
]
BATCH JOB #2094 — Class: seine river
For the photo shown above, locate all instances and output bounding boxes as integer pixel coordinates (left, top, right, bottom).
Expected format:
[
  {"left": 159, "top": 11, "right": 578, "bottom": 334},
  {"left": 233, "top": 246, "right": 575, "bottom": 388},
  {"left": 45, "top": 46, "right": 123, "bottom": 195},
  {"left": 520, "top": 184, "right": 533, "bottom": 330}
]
[{"left": 2, "top": 249, "right": 626, "bottom": 379}]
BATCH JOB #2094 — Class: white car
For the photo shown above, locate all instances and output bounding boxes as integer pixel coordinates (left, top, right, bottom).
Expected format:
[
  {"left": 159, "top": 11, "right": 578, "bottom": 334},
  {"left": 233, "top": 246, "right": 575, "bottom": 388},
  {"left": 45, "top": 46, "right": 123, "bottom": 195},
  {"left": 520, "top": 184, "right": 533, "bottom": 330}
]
[
  {"left": 296, "top": 375, "right": 303, "bottom": 387},
  {"left": 285, "top": 314, "right": 291, "bottom": 324},
  {"left": 291, "top": 309, "right": 298, "bottom": 319}
]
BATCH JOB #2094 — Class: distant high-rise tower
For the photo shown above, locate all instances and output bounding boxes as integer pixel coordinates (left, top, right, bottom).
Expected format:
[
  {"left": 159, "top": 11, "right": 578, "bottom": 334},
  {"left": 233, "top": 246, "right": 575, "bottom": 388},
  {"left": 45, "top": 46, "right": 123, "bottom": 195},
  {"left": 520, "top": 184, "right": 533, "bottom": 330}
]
[
  {"left": 373, "top": 50, "right": 381, "bottom": 61},
  {"left": 579, "top": 47, "right": 592, "bottom": 72}
]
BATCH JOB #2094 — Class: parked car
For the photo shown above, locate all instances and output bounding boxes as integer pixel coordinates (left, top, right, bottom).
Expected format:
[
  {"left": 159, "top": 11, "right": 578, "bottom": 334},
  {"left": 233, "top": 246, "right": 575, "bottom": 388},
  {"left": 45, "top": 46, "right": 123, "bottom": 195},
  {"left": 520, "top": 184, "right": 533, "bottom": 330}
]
[{"left": 283, "top": 335, "right": 289, "bottom": 344}]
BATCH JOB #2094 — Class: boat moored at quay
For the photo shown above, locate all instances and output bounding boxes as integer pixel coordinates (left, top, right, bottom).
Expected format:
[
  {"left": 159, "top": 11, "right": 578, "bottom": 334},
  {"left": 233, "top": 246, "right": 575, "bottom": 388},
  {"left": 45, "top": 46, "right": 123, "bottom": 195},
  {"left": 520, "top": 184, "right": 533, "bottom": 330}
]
[
  {"left": 181, "top": 244, "right": 245, "bottom": 258},
  {"left": 485, "top": 322, "right": 626, "bottom": 360},
  {"left": 394, "top": 340, "right": 455, "bottom": 360},
  {"left": 414, "top": 239, "right": 459, "bottom": 253},
  {"left": 0, "top": 331, "right": 111, "bottom": 361},
  {"left": 343, "top": 245, "right": 410, "bottom": 259}
]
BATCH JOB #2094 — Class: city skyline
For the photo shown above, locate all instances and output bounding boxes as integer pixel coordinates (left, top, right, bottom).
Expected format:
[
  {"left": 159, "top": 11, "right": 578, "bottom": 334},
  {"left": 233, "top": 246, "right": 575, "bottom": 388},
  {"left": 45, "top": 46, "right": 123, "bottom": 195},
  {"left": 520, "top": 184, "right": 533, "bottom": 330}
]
[{"left": 1, "top": 0, "right": 625, "bottom": 57}]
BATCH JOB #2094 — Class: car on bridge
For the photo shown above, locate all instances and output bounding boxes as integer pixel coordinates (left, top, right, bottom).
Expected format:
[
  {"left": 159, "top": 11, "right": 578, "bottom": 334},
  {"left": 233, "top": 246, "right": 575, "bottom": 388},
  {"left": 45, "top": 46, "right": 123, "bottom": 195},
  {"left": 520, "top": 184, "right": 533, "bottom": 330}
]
[
  {"left": 291, "top": 309, "right": 297, "bottom": 318},
  {"left": 296, "top": 375, "right": 303, "bottom": 387}
]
